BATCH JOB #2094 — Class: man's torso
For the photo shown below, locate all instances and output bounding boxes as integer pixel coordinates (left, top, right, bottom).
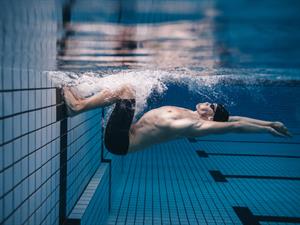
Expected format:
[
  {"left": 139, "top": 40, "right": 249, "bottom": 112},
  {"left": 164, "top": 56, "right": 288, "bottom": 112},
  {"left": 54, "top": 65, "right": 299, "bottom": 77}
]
[{"left": 128, "top": 106, "right": 204, "bottom": 152}]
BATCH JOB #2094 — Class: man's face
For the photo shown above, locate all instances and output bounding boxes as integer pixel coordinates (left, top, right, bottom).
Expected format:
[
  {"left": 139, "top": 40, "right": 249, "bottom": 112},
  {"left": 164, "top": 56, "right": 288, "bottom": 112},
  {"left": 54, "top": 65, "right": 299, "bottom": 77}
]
[{"left": 196, "top": 102, "right": 217, "bottom": 120}]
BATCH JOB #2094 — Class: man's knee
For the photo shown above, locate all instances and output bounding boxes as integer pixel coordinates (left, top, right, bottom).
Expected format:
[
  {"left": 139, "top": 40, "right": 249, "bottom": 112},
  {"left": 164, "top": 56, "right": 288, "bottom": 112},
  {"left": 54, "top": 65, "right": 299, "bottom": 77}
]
[{"left": 119, "top": 84, "right": 135, "bottom": 99}]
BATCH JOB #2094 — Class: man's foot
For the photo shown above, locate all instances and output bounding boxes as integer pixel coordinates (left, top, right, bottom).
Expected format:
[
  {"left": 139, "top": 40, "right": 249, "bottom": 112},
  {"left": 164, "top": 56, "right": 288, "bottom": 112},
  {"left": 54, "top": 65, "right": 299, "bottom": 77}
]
[
  {"left": 63, "top": 87, "right": 84, "bottom": 116},
  {"left": 69, "top": 86, "right": 85, "bottom": 101}
]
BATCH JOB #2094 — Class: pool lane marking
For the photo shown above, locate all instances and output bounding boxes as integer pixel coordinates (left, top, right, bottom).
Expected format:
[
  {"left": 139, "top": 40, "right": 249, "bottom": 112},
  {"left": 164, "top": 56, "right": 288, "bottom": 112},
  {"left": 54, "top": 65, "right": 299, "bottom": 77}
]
[
  {"left": 209, "top": 170, "right": 300, "bottom": 182},
  {"left": 196, "top": 150, "right": 300, "bottom": 159},
  {"left": 233, "top": 206, "right": 300, "bottom": 225}
]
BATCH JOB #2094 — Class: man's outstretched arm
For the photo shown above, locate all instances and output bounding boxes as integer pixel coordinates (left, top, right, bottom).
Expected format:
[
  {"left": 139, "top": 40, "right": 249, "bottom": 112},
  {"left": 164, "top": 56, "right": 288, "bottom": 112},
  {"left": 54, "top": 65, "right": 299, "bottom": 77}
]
[
  {"left": 189, "top": 120, "right": 291, "bottom": 138},
  {"left": 229, "top": 116, "right": 291, "bottom": 137}
]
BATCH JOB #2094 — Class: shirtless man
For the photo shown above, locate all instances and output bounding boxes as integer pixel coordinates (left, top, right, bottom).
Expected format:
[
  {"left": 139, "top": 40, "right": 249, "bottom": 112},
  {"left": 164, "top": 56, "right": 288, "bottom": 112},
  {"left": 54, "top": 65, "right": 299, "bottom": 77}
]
[{"left": 62, "top": 85, "right": 291, "bottom": 155}]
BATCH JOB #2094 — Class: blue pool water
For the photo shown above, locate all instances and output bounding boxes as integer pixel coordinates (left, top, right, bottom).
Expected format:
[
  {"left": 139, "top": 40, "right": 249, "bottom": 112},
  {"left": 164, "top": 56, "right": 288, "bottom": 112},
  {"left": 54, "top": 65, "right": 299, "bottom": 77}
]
[{"left": 1, "top": 0, "right": 300, "bottom": 225}]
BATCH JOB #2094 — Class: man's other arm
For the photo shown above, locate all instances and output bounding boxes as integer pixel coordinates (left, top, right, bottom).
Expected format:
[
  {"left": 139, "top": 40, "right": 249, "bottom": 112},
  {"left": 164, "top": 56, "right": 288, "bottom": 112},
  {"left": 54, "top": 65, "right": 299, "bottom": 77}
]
[
  {"left": 229, "top": 116, "right": 291, "bottom": 137},
  {"left": 188, "top": 121, "right": 289, "bottom": 138}
]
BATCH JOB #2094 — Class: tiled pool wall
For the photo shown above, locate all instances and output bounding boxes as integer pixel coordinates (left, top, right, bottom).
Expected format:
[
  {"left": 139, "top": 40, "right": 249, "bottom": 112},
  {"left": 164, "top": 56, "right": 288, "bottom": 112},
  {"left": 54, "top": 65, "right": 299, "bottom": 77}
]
[
  {"left": 1, "top": 1, "right": 60, "bottom": 224},
  {"left": 0, "top": 1, "right": 123, "bottom": 225}
]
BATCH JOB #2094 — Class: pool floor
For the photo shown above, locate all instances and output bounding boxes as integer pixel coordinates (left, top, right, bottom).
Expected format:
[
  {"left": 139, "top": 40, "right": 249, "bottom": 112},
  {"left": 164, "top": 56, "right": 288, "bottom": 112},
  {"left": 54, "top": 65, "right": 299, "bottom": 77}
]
[{"left": 103, "top": 139, "right": 300, "bottom": 225}]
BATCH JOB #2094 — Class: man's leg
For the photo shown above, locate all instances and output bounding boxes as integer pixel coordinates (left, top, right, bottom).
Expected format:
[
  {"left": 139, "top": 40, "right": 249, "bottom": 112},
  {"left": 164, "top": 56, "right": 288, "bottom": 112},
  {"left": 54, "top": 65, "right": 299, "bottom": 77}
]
[{"left": 63, "top": 84, "right": 135, "bottom": 115}]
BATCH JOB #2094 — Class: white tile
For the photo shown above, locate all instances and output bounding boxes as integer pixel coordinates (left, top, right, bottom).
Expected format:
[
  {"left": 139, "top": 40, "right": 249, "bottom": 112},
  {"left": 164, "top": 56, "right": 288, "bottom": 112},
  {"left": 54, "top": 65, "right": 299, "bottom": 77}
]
[
  {"left": 28, "top": 215, "right": 35, "bottom": 225},
  {"left": 42, "top": 127, "right": 47, "bottom": 147},
  {"left": 35, "top": 71, "right": 41, "bottom": 89},
  {"left": 28, "top": 153, "right": 35, "bottom": 174},
  {"left": 36, "top": 188, "right": 42, "bottom": 207},
  {"left": 21, "top": 70, "right": 29, "bottom": 89},
  {"left": 20, "top": 200, "right": 29, "bottom": 224},
  {"left": 41, "top": 203, "right": 48, "bottom": 224},
  {"left": 35, "top": 90, "right": 42, "bottom": 109},
  {"left": 13, "top": 183, "right": 22, "bottom": 210},
  {"left": 52, "top": 106, "right": 58, "bottom": 124},
  {"left": 3, "top": 118, "right": 13, "bottom": 143},
  {"left": 21, "top": 91, "right": 29, "bottom": 111},
  {"left": 14, "top": 160, "right": 22, "bottom": 186},
  {"left": 0, "top": 149, "right": 4, "bottom": 178},
  {"left": 28, "top": 132, "right": 35, "bottom": 154},
  {"left": 28, "top": 91, "right": 35, "bottom": 110},
  {"left": 2, "top": 70, "right": 13, "bottom": 89},
  {"left": 20, "top": 135, "right": 29, "bottom": 158},
  {"left": 13, "top": 139, "right": 22, "bottom": 162},
  {"left": 35, "top": 110, "right": 42, "bottom": 129},
  {"left": 28, "top": 112, "right": 36, "bottom": 132},
  {"left": 51, "top": 89, "right": 56, "bottom": 105},
  {"left": 3, "top": 214, "right": 14, "bottom": 225},
  {"left": 35, "top": 129, "right": 42, "bottom": 150},
  {"left": 3, "top": 166, "right": 13, "bottom": 194},
  {"left": 46, "top": 89, "right": 51, "bottom": 106},
  {"left": 41, "top": 146, "right": 47, "bottom": 165},
  {"left": 21, "top": 113, "right": 29, "bottom": 135},
  {"left": 51, "top": 124, "right": 56, "bottom": 139},
  {"left": 45, "top": 72, "right": 51, "bottom": 88},
  {"left": 28, "top": 193, "right": 36, "bottom": 216},
  {"left": 21, "top": 157, "right": 29, "bottom": 180},
  {"left": 42, "top": 90, "right": 47, "bottom": 108},
  {"left": 47, "top": 107, "right": 52, "bottom": 124},
  {"left": 56, "top": 123, "right": 60, "bottom": 136},
  {"left": 42, "top": 108, "right": 47, "bottom": 127},
  {"left": 13, "top": 115, "right": 21, "bottom": 138},
  {"left": 28, "top": 71, "right": 35, "bottom": 89},
  {"left": 41, "top": 165, "right": 47, "bottom": 185},
  {"left": 0, "top": 120, "right": 3, "bottom": 144},
  {"left": 28, "top": 174, "right": 35, "bottom": 196},
  {"left": 35, "top": 148, "right": 42, "bottom": 169},
  {"left": 3, "top": 143, "right": 13, "bottom": 168},
  {"left": 35, "top": 168, "right": 42, "bottom": 189},
  {"left": 45, "top": 162, "right": 51, "bottom": 181},
  {"left": 0, "top": 197, "right": 3, "bottom": 222},
  {"left": 0, "top": 93, "right": 3, "bottom": 117},
  {"left": 13, "top": 70, "right": 21, "bottom": 89},
  {"left": 0, "top": 67, "right": 3, "bottom": 90},
  {"left": 13, "top": 92, "right": 21, "bottom": 113},
  {"left": 0, "top": 171, "right": 3, "bottom": 197},
  {"left": 50, "top": 155, "right": 56, "bottom": 174},
  {"left": 3, "top": 92, "right": 13, "bottom": 116},
  {"left": 35, "top": 208, "right": 42, "bottom": 225},
  {"left": 41, "top": 73, "right": 47, "bottom": 88}
]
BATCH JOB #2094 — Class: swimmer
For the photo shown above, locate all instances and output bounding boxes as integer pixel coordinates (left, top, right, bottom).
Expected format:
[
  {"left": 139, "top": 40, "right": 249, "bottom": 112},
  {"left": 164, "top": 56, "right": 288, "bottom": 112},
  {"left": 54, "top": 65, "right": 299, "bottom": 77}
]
[{"left": 62, "top": 85, "right": 292, "bottom": 155}]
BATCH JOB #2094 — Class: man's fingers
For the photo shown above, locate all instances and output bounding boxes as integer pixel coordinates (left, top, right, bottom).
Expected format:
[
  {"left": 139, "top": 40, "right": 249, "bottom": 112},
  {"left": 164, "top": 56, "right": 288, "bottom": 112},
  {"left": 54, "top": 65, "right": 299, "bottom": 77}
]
[
  {"left": 281, "top": 130, "right": 292, "bottom": 137},
  {"left": 270, "top": 128, "right": 289, "bottom": 138},
  {"left": 286, "top": 131, "right": 293, "bottom": 137},
  {"left": 271, "top": 129, "right": 284, "bottom": 137},
  {"left": 281, "top": 127, "right": 292, "bottom": 137},
  {"left": 272, "top": 122, "right": 292, "bottom": 137}
]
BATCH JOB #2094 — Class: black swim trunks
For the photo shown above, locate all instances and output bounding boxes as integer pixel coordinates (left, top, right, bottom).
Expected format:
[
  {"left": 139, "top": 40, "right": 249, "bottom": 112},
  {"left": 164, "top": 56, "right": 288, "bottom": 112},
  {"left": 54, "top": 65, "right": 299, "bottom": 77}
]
[{"left": 104, "top": 99, "right": 135, "bottom": 155}]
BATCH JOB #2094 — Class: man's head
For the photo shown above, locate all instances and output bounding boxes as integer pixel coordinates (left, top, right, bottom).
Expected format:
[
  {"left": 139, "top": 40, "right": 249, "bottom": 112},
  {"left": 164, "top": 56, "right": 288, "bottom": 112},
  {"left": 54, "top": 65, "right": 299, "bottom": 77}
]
[{"left": 196, "top": 102, "right": 229, "bottom": 122}]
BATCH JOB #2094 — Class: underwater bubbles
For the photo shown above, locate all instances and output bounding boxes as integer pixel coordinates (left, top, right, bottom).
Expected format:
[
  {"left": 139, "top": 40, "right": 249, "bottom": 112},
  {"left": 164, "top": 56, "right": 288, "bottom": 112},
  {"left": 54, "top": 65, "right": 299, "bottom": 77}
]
[
  {"left": 47, "top": 67, "right": 291, "bottom": 117},
  {"left": 47, "top": 68, "right": 227, "bottom": 115}
]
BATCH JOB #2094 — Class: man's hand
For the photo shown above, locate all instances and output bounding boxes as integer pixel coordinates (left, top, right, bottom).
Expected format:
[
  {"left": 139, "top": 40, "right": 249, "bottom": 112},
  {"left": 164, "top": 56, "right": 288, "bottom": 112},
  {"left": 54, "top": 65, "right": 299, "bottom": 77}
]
[{"left": 269, "top": 122, "right": 292, "bottom": 137}]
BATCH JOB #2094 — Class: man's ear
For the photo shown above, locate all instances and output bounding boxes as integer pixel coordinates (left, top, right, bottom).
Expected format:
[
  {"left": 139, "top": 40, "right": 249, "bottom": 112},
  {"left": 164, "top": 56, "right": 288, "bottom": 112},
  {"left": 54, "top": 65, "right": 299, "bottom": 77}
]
[{"left": 208, "top": 116, "right": 214, "bottom": 121}]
